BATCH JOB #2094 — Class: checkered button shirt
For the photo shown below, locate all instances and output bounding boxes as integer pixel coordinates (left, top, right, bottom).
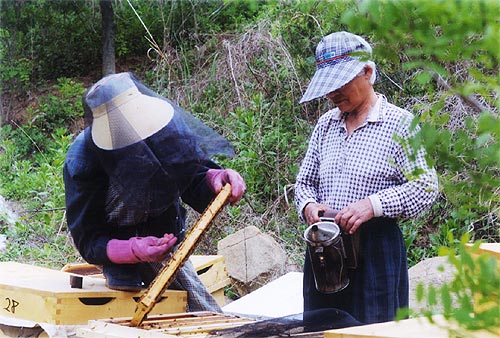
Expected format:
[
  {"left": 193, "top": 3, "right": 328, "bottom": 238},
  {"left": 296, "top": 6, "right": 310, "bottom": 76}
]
[{"left": 295, "top": 95, "right": 438, "bottom": 220}]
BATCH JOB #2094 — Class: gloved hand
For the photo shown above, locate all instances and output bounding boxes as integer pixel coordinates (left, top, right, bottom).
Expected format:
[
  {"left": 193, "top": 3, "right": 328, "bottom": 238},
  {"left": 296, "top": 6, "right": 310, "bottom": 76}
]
[
  {"left": 106, "top": 234, "right": 178, "bottom": 264},
  {"left": 206, "top": 168, "right": 246, "bottom": 205}
]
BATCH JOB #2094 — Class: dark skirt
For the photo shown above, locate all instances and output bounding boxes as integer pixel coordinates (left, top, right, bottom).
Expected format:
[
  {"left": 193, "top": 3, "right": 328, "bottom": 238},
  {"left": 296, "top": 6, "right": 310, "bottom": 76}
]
[{"left": 303, "top": 217, "right": 408, "bottom": 324}]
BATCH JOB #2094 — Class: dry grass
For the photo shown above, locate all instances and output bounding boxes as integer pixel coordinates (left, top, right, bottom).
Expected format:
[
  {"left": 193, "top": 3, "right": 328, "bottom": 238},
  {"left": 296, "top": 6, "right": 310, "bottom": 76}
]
[{"left": 149, "top": 20, "right": 303, "bottom": 115}]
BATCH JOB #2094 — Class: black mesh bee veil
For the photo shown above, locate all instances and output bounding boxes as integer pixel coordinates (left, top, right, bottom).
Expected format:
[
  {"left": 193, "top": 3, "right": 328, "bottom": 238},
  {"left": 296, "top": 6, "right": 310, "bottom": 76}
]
[{"left": 81, "top": 72, "right": 235, "bottom": 227}]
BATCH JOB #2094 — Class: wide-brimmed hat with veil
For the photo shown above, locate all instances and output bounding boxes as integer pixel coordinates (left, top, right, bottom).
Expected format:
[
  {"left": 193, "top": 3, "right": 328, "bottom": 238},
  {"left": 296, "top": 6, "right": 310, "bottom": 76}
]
[
  {"left": 83, "top": 72, "right": 234, "bottom": 156},
  {"left": 82, "top": 72, "right": 234, "bottom": 229}
]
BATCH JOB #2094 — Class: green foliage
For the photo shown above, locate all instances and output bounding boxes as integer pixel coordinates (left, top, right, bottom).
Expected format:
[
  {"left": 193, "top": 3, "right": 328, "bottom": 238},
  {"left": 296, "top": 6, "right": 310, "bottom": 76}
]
[
  {"left": 118, "top": 0, "right": 265, "bottom": 54},
  {"left": 418, "top": 112, "right": 500, "bottom": 241},
  {"left": 269, "top": 0, "right": 353, "bottom": 76},
  {"left": 343, "top": 0, "right": 499, "bottom": 67},
  {"left": 0, "top": 21, "right": 32, "bottom": 92},
  {"left": 0, "top": 217, "right": 81, "bottom": 268},
  {"left": 0, "top": 127, "right": 70, "bottom": 210},
  {"left": 32, "top": 78, "right": 85, "bottom": 133},
  {"left": 414, "top": 234, "right": 499, "bottom": 336},
  {"left": 220, "top": 93, "right": 308, "bottom": 209},
  {"left": 1, "top": 78, "right": 84, "bottom": 157},
  {"left": 0, "top": 76, "right": 83, "bottom": 267},
  {"left": 0, "top": 0, "right": 273, "bottom": 87},
  {"left": 0, "top": 27, "right": 32, "bottom": 94},
  {"left": 0, "top": 129, "right": 79, "bottom": 268},
  {"left": 0, "top": 0, "right": 101, "bottom": 81}
]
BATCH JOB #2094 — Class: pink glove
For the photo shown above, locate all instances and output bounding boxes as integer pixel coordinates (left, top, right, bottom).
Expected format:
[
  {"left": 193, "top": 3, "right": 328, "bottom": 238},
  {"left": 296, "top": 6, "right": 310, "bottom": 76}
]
[
  {"left": 106, "top": 234, "right": 177, "bottom": 264},
  {"left": 206, "top": 169, "right": 246, "bottom": 205}
]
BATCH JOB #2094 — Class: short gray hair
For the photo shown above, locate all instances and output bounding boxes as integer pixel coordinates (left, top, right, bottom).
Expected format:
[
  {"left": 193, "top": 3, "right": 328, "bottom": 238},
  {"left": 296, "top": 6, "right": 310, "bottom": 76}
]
[{"left": 366, "top": 61, "right": 377, "bottom": 85}]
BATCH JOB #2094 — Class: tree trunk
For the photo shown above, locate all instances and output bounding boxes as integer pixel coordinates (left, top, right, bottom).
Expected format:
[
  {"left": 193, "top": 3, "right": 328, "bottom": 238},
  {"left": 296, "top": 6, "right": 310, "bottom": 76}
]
[
  {"left": 100, "top": 0, "right": 115, "bottom": 76},
  {"left": 0, "top": 93, "right": 4, "bottom": 127}
]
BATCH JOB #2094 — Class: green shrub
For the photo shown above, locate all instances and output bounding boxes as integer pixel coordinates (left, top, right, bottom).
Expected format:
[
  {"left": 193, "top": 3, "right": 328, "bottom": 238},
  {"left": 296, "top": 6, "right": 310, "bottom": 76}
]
[
  {"left": 0, "top": 128, "right": 78, "bottom": 268},
  {"left": 2, "top": 78, "right": 84, "bottom": 157},
  {"left": 410, "top": 234, "right": 500, "bottom": 336},
  {"left": 0, "top": 75, "right": 83, "bottom": 267}
]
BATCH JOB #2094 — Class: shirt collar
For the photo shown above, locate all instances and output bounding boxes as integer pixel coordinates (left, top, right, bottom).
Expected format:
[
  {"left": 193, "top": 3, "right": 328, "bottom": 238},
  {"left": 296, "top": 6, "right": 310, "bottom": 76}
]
[
  {"left": 331, "top": 94, "right": 383, "bottom": 122},
  {"left": 366, "top": 95, "right": 382, "bottom": 122}
]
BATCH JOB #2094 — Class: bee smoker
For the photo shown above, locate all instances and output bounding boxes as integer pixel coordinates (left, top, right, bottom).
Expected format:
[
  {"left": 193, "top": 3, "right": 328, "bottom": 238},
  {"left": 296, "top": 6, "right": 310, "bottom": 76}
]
[{"left": 304, "top": 219, "right": 352, "bottom": 293}]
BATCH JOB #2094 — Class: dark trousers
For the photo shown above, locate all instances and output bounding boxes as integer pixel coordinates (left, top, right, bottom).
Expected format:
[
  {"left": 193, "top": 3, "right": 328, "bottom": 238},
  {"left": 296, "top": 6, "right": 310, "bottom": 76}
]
[{"left": 303, "top": 218, "right": 408, "bottom": 324}]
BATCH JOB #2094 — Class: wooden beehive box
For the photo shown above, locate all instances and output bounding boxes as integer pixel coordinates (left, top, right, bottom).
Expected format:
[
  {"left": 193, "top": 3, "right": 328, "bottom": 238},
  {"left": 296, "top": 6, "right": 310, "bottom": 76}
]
[
  {"left": 466, "top": 242, "right": 500, "bottom": 260},
  {"left": 324, "top": 314, "right": 499, "bottom": 338},
  {"left": 0, "top": 262, "right": 187, "bottom": 325},
  {"left": 76, "top": 311, "right": 255, "bottom": 338},
  {"left": 62, "top": 255, "right": 231, "bottom": 307},
  {"left": 190, "top": 255, "right": 231, "bottom": 306}
]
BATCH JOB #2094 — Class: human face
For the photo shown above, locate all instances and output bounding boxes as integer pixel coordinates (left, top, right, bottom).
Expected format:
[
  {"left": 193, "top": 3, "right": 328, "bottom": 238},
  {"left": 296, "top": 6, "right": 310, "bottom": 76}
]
[{"left": 325, "top": 67, "right": 372, "bottom": 114}]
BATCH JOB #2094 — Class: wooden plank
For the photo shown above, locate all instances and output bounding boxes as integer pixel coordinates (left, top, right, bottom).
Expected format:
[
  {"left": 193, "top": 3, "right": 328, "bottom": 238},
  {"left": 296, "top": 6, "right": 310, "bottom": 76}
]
[
  {"left": 467, "top": 243, "right": 500, "bottom": 260},
  {"left": 210, "top": 289, "right": 226, "bottom": 306},
  {"left": 61, "top": 262, "right": 104, "bottom": 278},
  {"left": 324, "top": 315, "right": 499, "bottom": 338},
  {"left": 0, "top": 262, "right": 112, "bottom": 296},
  {"left": 131, "top": 184, "right": 232, "bottom": 326},
  {"left": 78, "top": 320, "right": 174, "bottom": 338},
  {"left": 77, "top": 312, "right": 254, "bottom": 338},
  {"left": 191, "top": 255, "right": 230, "bottom": 294},
  {"left": 190, "top": 255, "right": 224, "bottom": 270}
]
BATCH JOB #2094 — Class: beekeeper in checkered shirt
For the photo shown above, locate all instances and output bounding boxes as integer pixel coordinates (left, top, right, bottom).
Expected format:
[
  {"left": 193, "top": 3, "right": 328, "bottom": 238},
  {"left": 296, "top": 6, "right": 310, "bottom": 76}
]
[{"left": 295, "top": 31, "right": 438, "bottom": 324}]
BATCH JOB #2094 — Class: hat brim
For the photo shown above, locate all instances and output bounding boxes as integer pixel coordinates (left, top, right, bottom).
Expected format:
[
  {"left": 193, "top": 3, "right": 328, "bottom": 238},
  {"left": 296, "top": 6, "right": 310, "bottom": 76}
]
[
  {"left": 91, "top": 88, "right": 174, "bottom": 150},
  {"left": 300, "top": 60, "right": 367, "bottom": 103}
]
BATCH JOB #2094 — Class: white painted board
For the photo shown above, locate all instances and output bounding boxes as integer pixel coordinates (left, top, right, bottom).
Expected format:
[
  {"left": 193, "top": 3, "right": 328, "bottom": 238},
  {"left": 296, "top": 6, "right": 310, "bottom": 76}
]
[{"left": 222, "top": 272, "right": 303, "bottom": 319}]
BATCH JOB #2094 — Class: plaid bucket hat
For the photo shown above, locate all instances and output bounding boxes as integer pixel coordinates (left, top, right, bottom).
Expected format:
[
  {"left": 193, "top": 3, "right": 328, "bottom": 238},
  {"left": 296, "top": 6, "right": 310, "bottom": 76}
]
[{"left": 300, "top": 31, "right": 372, "bottom": 103}]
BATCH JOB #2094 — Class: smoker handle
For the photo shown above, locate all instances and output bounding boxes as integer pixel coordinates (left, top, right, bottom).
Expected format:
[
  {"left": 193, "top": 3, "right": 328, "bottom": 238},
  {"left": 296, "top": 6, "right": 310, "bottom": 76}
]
[{"left": 318, "top": 208, "right": 339, "bottom": 219}]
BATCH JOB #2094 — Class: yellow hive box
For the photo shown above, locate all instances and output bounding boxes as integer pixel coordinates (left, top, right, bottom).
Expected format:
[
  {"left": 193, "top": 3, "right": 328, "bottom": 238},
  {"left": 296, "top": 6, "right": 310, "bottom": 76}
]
[
  {"left": 466, "top": 242, "right": 500, "bottom": 336},
  {"left": 190, "top": 255, "right": 231, "bottom": 306},
  {"left": 466, "top": 242, "right": 500, "bottom": 260},
  {"left": 62, "top": 255, "right": 231, "bottom": 307},
  {"left": 0, "top": 262, "right": 187, "bottom": 325}
]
